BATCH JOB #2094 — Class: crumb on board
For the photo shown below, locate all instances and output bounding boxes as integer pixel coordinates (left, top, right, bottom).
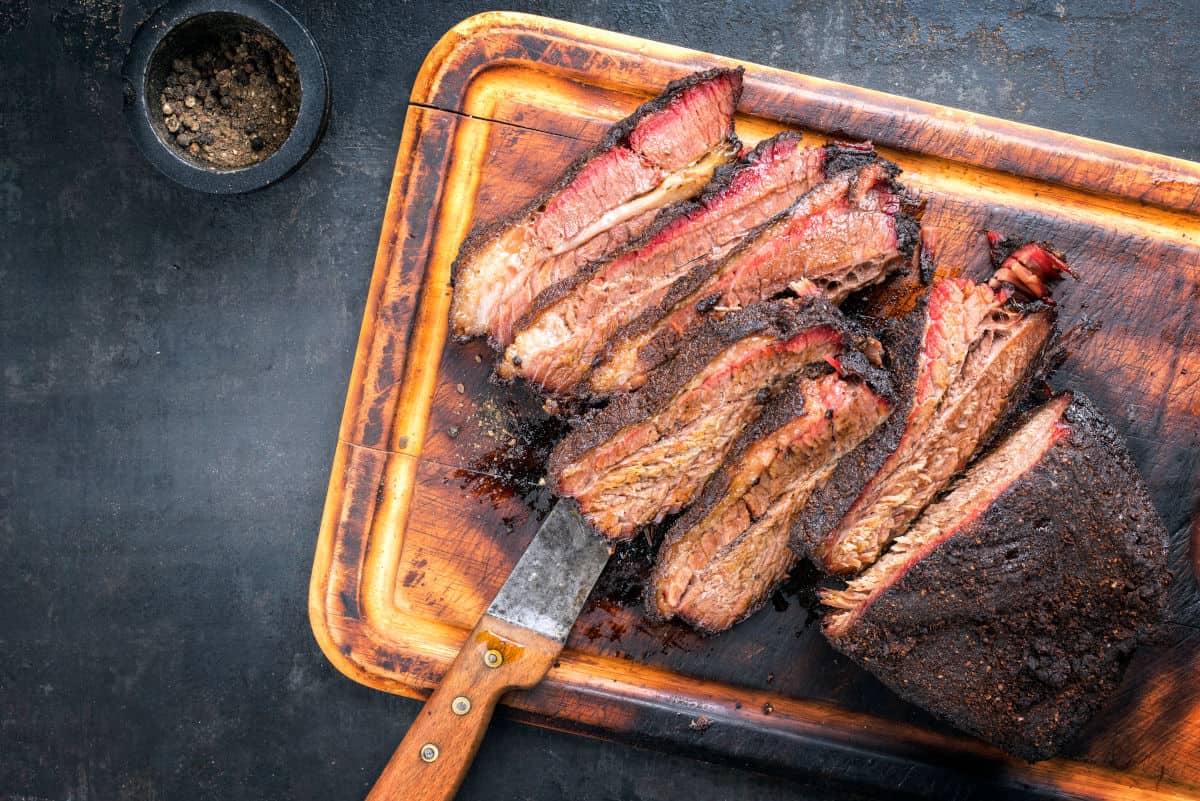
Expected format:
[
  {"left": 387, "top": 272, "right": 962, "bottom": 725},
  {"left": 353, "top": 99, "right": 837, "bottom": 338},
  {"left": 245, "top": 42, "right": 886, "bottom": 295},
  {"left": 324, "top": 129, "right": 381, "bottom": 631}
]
[{"left": 467, "top": 398, "right": 520, "bottom": 449}]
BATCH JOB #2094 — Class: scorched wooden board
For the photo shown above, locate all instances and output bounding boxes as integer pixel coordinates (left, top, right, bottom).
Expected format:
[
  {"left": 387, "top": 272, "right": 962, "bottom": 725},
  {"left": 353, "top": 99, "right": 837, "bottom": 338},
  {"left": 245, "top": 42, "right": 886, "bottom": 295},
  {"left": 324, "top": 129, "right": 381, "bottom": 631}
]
[{"left": 309, "top": 12, "right": 1200, "bottom": 800}]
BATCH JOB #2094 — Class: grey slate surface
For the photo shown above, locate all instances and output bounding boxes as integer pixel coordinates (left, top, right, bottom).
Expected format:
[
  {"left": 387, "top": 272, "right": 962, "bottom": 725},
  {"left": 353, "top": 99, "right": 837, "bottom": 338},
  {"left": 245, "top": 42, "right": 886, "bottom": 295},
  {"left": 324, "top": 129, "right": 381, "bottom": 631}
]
[{"left": 1, "top": 2, "right": 1197, "bottom": 800}]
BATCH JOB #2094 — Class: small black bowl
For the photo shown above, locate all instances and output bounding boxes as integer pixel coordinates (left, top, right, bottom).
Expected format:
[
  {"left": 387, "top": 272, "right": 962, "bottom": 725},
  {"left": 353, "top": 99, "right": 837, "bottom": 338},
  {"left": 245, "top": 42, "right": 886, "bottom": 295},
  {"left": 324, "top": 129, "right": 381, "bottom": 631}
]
[{"left": 123, "top": 0, "right": 329, "bottom": 193}]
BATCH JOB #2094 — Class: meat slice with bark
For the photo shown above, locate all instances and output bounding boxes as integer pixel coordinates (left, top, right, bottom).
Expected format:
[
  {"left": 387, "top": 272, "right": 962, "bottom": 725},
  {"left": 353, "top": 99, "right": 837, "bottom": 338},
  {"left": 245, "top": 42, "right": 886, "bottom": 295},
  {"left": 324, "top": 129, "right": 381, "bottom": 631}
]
[
  {"left": 548, "top": 298, "right": 875, "bottom": 541},
  {"left": 450, "top": 68, "right": 743, "bottom": 345},
  {"left": 590, "top": 159, "right": 917, "bottom": 395},
  {"left": 649, "top": 371, "right": 892, "bottom": 633},
  {"left": 987, "top": 231, "right": 1072, "bottom": 301},
  {"left": 794, "top": 268, "right": 1059, "bottom": 575},
  {"left": 821, "top": 393, "right": 1170, "bottom": 761},
  {"left": 498, "top": 138, "right": 883, "bottom": 394}
]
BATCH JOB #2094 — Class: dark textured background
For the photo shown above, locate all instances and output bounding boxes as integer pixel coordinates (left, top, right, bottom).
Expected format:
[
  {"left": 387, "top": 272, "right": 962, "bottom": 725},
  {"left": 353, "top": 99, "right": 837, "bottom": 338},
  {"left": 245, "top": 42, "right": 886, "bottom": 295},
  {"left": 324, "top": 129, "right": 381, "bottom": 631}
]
[{"left": 2, "top": 2, "right": 1197, "bottom": 799}]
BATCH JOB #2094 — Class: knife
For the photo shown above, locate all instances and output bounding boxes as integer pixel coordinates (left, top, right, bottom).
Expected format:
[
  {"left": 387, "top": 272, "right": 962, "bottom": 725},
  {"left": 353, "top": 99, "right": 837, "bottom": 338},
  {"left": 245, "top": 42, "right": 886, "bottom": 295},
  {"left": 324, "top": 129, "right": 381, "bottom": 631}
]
[{"left": 365, "top": 499, "right": 612, "bottom": 801}]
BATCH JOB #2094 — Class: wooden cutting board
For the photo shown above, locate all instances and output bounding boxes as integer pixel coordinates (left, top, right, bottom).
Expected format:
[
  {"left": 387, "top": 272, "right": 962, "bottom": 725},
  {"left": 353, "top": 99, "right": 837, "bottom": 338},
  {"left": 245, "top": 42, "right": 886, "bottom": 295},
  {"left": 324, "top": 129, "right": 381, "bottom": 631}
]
[{"left": 309, "top": 12, "right": 1200, "bottom": 800}]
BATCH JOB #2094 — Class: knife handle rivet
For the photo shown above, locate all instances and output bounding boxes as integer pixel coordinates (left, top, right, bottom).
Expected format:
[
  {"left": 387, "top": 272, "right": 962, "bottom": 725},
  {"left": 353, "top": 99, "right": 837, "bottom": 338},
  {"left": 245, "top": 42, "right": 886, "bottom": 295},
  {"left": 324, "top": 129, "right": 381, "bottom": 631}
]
[
  {"left": 483, "top": 649, "right": 503, "bottom": 668},
  {"left": 451, "top": 696, "right": 472, "bottom": 715},
  {"left": 419, "top": 743, "right": 439, "bottom": 763}
]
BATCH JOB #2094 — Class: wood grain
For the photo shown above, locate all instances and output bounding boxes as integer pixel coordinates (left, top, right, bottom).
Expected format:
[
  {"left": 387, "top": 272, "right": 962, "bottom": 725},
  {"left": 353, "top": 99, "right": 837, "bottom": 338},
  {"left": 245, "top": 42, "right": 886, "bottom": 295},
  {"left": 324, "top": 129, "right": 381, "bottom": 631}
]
[{"left": 309, "top": 12, "right": 1200, "bottom": 800}]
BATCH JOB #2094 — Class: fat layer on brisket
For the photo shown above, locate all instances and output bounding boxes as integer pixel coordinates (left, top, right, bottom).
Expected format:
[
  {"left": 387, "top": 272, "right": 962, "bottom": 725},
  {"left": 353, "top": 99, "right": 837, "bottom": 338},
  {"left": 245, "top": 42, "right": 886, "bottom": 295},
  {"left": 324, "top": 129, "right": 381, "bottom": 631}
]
[
  {"left": 650, "top": 371, "right": 892, "bottom": 633},
  {"left": 820, "top": 393, "right": 1170, "bottom": 761},
  {"left": 798, "top": 275, "right": 1056, "bottom": 575},
  {"left": 498, "top": 137, "right": 877, "bottom": 394},
  {"left": 548, "top": 298, "right": 871, "bottom": 540},
  {"left": 589, "top": 158, "right": 916, "bottom": 395},
  {"left": 450, "top": 68, "right": 743, "bottom": 345}
]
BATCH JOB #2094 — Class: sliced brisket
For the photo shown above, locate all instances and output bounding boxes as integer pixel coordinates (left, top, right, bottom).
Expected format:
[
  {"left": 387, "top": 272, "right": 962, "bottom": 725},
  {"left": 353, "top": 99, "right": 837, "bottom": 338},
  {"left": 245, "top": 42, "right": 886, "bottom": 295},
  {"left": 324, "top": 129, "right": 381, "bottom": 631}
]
[
  {"left": 450, "top": 68, "right": 743, "bottom": 345},
  {"left": 649, "top": 371, "right": 892, "bottom": 633},
  {"left": 498, "top": 138, "right": 880, "bottom": 394},
  {"left": 987, "top": 233, "right": 1073, "bottom": 302},
  {"left": 795, "top": 272, "right": 1057, "bottom": 575},
  {"left": 590, "top": 159, "right": 917, "bottom": 395},
  {"left": 821, "top": 393, "right": 1170, "bottom": 761},
  {"left": 548, "top": 298, "right": 873, "bottom": 541}
]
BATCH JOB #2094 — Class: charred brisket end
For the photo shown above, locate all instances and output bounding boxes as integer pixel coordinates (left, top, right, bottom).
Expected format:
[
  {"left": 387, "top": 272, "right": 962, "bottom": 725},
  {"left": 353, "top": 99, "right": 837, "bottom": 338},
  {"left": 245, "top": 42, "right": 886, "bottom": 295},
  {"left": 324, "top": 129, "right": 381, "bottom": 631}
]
[
  {"left": 500, "top": 133, "right": 838, "bottom": 395},
  {"left": 821, "top": 394, "right": 1170, "bottom": 761},
  {"left": 589, "top": 155, "right": 913, "bottom": 396},
  {"left": 917, "top": 227, "right": 938, "bottom": 285},
  {"left": 450, "top": 67, "right": 743, "bottom": 344},
  {"left": 548, "top": 298, "right": 864, "bottom": 540},
  {"left": 649, "top": 371, "right": 893, "bottom": 633},
  {"left": 804, "top": 277, "right": 1058, "bottom": 575},
  {"left": 623, "top": 67, "right": 744, "bottom": 167},
  {"left": 988, "top": 238, "right": 1072, "bottom": 303},
  {"left": 695, "top": 293, "right": 722, "bottom": 314},
  {"left": 896, "top": 213, "right": 921, "bottom": 264},
  {"left": 577, "top": 66, "right": 742, "bottom": 168},
  {"left": 704, "top": 130, "right": 809, "bottom": 201},
  {"left": 821, "top": 395, "right": 1078, "bottom": 636},
  {"left": 822, "top": 140, "right": 891, "bottom": 177},
  {"left": 986, "top": 230, "right": 1024, "bottom": 266}
]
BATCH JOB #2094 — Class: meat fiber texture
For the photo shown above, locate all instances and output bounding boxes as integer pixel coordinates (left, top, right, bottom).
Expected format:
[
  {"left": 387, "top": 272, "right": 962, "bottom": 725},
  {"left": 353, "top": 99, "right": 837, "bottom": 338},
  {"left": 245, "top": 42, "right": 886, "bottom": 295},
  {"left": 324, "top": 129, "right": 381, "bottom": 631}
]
[
  {"left": 794, "top": 275, "right": 1057, "bottom": 575},
  {"left": 820, "top": 393, "right": 1171, "bottom": 761},
  {"left": 497, "top": 136, "right": 878, "bottom": 396},
  {"left": 450, "top": 67, "right": 744, "bottom": 346},
  {"left": 589, "top": 157, "right": 919, "bottom": 396},
  {"left": 648, "top": 369, "right": 893, "bottom": 633},
  {"left": 548, "top": 297, "right": 880, "bottom": 541}
]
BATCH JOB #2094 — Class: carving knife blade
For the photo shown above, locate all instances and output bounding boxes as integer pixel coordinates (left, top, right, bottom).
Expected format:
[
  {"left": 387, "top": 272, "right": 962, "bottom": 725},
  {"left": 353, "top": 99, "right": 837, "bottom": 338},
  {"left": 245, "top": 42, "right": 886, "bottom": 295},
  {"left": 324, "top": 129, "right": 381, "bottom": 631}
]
[{"left": 365, "top": 499, "right": 612, "bottom": 801}]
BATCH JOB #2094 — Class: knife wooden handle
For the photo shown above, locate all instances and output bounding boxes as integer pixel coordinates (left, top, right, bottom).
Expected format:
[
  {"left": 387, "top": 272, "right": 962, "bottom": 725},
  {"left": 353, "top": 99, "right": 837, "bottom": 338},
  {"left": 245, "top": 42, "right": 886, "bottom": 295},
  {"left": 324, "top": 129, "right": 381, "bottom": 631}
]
[{"left": 365, "top": 614, "right": 561, "bottom": 801}]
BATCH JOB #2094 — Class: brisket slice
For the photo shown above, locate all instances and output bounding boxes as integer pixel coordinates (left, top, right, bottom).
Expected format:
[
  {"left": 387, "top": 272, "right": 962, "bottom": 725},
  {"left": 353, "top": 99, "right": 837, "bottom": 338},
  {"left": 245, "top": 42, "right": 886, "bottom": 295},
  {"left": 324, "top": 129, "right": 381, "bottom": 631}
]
[
  {"left": 795, "top": 274, "right": 1057, "bottom": 575},
  {"left": 820, "top": 393, "right": 1170, "bottom": 762},
  {"left": 590, "top": 159, "right": 918, "bottom": 395},
  {"left": 548, "top": 298, "right": 875, "bottom": 541},
  {"left": 987, "top": 231, "right": 1072, "bottom": 301},
  {"left": 649, "top": 371, "right": 892, "bottom": 633},
  {"left": 450, "top": 68, "right": 743, "bottom": 345},
  {"left": 498, "top": 138, "right": 881, "bottom": 394}
]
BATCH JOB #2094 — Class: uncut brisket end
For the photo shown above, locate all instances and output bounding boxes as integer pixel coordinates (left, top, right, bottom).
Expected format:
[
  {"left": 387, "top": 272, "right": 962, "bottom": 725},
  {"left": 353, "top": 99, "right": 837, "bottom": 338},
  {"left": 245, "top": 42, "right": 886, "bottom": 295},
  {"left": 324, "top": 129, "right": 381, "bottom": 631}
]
[
  {"left": 649, "top": 371, "right": 893, "bottom": 633},
  {"left": 450, "top": 67, "right": 743, "bottom": 345},
  {"left": 498, "top": 137, "right": 878, "bottom": 395},
  {"left": 590, "top": 158, "right": 917, "bottom": 395},
  {"left": 548, "top": 298, "right": 871, "bottom": 541},
  {"left": 821, "top": 394, "right": 1170, "bottom": 761},
  {"left": 797, "top": 274, "right": 1057, "bottom": 575}
]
